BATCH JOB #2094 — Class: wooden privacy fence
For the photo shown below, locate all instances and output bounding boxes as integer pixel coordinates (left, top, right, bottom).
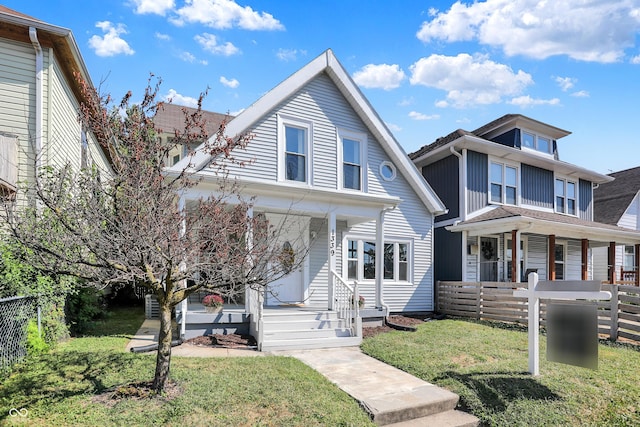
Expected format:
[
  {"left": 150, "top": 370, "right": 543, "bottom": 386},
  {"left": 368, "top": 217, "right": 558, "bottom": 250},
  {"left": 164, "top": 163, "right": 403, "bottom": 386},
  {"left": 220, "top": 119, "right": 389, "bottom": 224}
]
[{"left": 436, "top": 281, "right": 640, "bottom": 344}]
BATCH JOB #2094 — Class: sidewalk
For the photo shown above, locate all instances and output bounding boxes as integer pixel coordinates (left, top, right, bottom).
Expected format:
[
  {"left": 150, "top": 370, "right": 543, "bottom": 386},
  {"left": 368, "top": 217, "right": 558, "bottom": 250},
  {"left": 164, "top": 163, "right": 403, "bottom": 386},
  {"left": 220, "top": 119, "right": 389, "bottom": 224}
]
[{"left": 125, "top": 318, "right": 264, "bottom": 358}]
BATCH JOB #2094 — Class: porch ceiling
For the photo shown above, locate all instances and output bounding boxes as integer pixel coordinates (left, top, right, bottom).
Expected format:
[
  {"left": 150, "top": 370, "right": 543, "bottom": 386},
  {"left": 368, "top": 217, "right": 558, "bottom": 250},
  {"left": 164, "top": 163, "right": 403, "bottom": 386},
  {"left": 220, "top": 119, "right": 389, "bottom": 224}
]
[{"left": 447, "top": 205, "right": 640, "bottom": 244}]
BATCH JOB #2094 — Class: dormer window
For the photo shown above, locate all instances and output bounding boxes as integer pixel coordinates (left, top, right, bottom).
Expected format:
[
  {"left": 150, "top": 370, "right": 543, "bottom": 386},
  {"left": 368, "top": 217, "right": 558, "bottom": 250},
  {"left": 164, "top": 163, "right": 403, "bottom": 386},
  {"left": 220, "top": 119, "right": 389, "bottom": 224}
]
[{"left": 522, "top": 131, "right": 552, "bottom": 155}]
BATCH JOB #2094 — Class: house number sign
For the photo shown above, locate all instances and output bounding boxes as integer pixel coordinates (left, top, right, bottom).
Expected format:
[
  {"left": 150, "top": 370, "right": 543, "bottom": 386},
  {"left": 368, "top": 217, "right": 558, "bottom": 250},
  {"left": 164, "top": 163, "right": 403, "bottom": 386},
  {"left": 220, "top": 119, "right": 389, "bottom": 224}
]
[{"left": 329, "top": 229, "right": 336, "bottom": 257}]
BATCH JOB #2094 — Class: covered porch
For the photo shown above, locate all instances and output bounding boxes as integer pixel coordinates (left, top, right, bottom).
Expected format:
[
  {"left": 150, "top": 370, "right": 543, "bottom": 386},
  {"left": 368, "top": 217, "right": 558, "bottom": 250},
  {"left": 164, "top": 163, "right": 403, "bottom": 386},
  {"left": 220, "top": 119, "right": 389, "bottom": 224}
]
[
  {"left": 447, "top": 205, "right": 640, "bottom": 285},
  {"left": 176, "top": 180, "right": 401, "bottom": 350}
]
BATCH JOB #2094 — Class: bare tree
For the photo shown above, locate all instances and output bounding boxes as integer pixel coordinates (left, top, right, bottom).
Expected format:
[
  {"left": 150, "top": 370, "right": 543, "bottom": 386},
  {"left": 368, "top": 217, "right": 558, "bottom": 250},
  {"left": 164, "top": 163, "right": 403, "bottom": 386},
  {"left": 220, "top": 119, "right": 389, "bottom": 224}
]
[{"left": 4, "top": 76, "right": 308, "bottom": 393}]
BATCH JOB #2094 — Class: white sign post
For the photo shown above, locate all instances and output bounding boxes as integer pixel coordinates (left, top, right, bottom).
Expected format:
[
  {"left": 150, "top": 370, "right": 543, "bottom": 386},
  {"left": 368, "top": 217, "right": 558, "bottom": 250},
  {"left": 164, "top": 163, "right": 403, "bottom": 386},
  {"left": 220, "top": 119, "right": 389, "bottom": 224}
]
[{"left": 513, "top": 272, "right": 611, "bottom": 376}]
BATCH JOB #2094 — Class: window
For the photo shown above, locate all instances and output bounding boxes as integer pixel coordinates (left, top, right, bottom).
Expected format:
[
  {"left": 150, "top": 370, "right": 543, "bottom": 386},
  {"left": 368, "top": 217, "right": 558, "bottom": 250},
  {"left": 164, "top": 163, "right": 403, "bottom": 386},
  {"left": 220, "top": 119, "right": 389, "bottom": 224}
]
[
  {"left": 338, "top": 129, "right": 366, "bottom": 191},
  {"left": 345, "top": 238, "right": 410, "bottom": 282},
  {"left": 279, "top": 115, "right": 312, "bottom": 184},
  {"left": 505, "top": 237, "right": 526, "bottom": 282},
  {"left": 624, "top": 245, "right": 635, "bottom": 271},
  {"left": 555, "top": 178, "right": 577, "bottom": 215},
  {"left": 521, "top": 131, "right": 552, "bottom": 154},
  {"left": 554, "top": 243, "right": 565, "bottom": 280},
  {"left": 379, "top": 161, "right": 396, "bottom": 181},
  {"left": 285, "top": 126, "right": 307, "bottom": 182},
  {"left": 490, "top": 162, "right": 517, "bottom": 205}
]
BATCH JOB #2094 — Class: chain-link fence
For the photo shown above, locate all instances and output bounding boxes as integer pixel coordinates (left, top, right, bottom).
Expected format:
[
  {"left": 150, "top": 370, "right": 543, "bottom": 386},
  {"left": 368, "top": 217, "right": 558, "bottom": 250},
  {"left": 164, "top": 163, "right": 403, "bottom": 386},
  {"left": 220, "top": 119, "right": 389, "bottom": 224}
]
[{"left": 0, "top": 296, "right": 36, "bottom": 372}]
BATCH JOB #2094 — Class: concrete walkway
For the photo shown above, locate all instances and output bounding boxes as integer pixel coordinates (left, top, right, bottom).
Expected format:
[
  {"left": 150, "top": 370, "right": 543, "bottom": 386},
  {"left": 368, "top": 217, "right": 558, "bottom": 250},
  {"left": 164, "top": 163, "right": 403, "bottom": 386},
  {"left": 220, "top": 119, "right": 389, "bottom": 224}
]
[
  {"left": 275, "top": 347, "right": 479, "bottom": 426},
  {"left": 127, "top": 320, "right": 477, "bottom": 425}
]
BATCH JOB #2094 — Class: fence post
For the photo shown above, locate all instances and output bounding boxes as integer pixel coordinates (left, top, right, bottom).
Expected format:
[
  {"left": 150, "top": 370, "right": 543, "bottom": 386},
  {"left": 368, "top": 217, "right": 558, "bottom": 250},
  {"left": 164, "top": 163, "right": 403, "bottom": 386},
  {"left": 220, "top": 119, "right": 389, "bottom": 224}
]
[
  {"left": 476, "top": 283, "right": 481, "bottom": 320},
  {"left": 609, "top": 284, "right": 618, "bottom": 342}
]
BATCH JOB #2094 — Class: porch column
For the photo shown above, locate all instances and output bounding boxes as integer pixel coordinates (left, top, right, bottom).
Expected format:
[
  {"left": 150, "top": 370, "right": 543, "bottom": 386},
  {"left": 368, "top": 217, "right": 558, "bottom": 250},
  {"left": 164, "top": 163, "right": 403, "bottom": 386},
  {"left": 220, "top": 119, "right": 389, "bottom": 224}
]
[
  {"left": 461, "top": 230, "right": 468, "bottom": 282},
  {"left": 244, "top": 207, "right": 253, "bottom": 314},
  {"left": 636, "top": 244, "right": 640, "bottom": 286},
  {"left": 328, "top": 212, "right": 336, "bottom": 310},
  {"left": 608, "top": 242, "right": 616, "bottom": 284},
  {"left": 375, "top": 209, "right": 386, "bottom": 309},
  {"left": 511, "top": 230, "right": 517, "bottom": 283},
  {"left": 548, "top": 235, "right": 556, "bottom": 281},
  {"left": 581, "top": 239, "right": 589, "bottom": 281}
]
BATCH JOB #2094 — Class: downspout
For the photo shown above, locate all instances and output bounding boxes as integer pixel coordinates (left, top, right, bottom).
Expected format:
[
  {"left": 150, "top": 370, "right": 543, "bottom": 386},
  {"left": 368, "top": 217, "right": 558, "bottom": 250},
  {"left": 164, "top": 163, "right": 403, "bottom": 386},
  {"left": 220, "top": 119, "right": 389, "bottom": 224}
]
[
  {"left": 375, "top": 206, "right": 396, "bottom": 316},
  {"left": 29, "top": 27, "right": 44, "bottom": 173}
]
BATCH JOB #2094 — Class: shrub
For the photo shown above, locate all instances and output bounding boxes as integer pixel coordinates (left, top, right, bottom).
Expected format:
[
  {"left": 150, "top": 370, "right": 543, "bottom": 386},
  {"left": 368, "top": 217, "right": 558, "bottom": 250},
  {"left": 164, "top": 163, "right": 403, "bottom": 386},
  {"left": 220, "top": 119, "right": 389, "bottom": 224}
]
[
  {"left": 66, "top": 287, "right": 106, "bottom": 335},
  {"left": 25, "top": 319, "right": 49, "bottom": 355}
]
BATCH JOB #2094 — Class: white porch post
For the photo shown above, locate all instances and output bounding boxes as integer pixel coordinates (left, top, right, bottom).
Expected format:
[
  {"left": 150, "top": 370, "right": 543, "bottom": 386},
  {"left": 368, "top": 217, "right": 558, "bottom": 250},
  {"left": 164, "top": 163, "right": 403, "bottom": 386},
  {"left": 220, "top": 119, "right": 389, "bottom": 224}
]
[
  {"left": 328, "top": 212, "right": 336, "bottom": 310},
  {"left": 461, "top": 230, "right": 468, "bottom": 282},
  {"left": 245, "top": 207, "right": 253, "bottom": 314},
  {"left": 515, "top": 229, "right": 523, "bottom": 283},
  {"left": 178, "top": 196, "right": 187, "bottom": 339},
  {"left": 375, "top": 209, "right": 385, "bottom": 309}
]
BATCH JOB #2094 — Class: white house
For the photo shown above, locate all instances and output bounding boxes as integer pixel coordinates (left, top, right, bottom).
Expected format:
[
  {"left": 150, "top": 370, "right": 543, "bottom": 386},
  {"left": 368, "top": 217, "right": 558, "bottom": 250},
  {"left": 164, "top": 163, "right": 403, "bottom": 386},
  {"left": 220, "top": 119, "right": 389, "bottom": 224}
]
[{"left": 166, "top": 49, "right": 446, "bottom": 351}]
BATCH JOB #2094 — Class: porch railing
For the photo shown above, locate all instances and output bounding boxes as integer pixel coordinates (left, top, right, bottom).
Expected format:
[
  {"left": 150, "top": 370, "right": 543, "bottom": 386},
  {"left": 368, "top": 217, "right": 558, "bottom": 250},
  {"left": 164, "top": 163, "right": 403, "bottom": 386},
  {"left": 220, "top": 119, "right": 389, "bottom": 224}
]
[{"left": 331, "top": 270, "right": 361, "bottom": 337}]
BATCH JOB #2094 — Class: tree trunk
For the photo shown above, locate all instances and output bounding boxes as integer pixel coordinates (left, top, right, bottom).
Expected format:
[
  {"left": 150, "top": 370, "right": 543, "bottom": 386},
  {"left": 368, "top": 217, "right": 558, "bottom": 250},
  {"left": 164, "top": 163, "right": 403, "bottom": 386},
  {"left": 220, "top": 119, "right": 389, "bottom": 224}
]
[{"left": 152, "top": 302, "right": 173, "bottom": 393}]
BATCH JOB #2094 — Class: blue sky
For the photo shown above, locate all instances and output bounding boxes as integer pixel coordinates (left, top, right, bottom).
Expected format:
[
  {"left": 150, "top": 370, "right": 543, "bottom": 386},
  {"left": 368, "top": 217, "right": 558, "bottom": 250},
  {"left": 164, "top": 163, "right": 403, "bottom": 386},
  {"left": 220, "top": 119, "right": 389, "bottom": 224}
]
[{"left": 7, "top": 0, "right": 640, "bottom": 174}]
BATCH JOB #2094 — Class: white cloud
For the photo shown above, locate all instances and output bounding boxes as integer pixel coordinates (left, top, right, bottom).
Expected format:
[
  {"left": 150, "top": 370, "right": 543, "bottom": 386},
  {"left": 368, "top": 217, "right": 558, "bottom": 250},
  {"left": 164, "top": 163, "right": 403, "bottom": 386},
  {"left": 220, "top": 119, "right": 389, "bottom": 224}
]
[
  {"left": 409, "top": 111, "right": 440, "bottom": 121},
  {"left": 571, "top": 90, "right": 590, "bottom": 98},
  {"left": 131, "top": 0, "right": 175, "bottom": 15},
  {"left": 409, "top": 53, "right": 533, "bottom": 108},
  {"left": 276, "top": 48, "right": 306, "bottom": 62},
  {"left": 180, "top": 51, "right": 196, "bottom": 62},
  {"left": 398, "top": 97, "right": 415, "bottom": 107},
  {"left": 631, "top": 55, "right": 640, "bottom": 64},
  {"left": 353, "top": 64, "right": 406, "bottom": 90},
  {"left": 554, "top": 76, "right": 576, "bottom": 92},
  {"left": 162, "top": 89, "right": 199, "bottom": 108},
  {"left": 88, "top": 21, "right": 135, "bottom": 57},
  {"left": 386, "top": 122, "right": 402, "bottom": 132},
  {"left": 417, "top": 0, "right": 640, "bottom": 63},
  {"left": 220, "top": 76, "right": 239, "bottom": 88},
  {"left": 155, "top": 32, "right": 171, "bottom": 41},
  {"left": 508, "top": 95, "right": 560, "bottom": 108},
  {"left": 195, "top": 33, "right": 240, "bottom": 56},
  {"left": 171, "top": 0, "right": 284, "bottom": 30}
]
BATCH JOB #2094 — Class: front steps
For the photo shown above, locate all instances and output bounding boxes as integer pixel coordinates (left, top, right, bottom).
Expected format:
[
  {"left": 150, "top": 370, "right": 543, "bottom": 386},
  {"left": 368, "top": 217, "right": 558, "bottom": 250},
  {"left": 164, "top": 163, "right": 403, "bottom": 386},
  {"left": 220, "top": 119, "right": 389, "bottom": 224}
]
[{"left": 260, "top": 309, "right": 361, "bottom": 351}]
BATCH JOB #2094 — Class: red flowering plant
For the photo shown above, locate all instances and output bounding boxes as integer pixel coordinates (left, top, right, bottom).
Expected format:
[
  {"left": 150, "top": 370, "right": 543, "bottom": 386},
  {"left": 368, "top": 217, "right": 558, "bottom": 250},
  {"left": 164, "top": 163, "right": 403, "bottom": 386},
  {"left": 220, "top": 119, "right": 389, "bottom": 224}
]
[
  {"left": 351, "top": 295, "right": 365, "bottom": 308},
  {"left": 202, "top": 294, "right": 224, "bottom": 308}
]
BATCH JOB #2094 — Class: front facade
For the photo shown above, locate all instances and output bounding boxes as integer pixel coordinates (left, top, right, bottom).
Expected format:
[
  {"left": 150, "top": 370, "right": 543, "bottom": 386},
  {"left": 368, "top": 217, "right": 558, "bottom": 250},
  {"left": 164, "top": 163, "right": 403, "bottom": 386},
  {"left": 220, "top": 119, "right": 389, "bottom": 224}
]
[
  {"left": 168, "top": 50, "right": 446, "bottom": 350},
  {"left": 0, "top": 6, "right": 111, "bottom": 202},
  {"left": 411, "top": 114, "right": 640, "bottom": 285},
  {"left": 593, "top": 166, "right": 640, "bottom": 284}
]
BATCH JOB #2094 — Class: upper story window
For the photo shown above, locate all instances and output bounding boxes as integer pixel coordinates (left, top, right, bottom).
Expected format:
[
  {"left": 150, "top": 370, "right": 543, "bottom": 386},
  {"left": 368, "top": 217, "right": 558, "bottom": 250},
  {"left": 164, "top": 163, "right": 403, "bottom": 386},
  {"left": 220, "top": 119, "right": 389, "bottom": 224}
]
[
  {"left": 338, "top": 129, "right": 366, "bottom": 191},
  {"left": 278, "top": 115, "right": 312, "bottom": 184},
  {"left": 521, "top": 131, "right": 552, "bottom": 155},
  {"left": 555, "top": 178, "right": 576, "bottom": 215},
  {"left": 490, "top": 161, "right": 518, "bottom": 205}
]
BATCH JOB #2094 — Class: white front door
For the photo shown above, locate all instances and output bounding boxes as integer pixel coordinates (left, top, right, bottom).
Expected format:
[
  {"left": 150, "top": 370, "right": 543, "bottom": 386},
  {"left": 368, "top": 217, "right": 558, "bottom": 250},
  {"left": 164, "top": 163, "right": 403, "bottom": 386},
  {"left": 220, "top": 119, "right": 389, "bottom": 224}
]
[{"left": 265, "top": 214, "right": 309, "bottom": 306}]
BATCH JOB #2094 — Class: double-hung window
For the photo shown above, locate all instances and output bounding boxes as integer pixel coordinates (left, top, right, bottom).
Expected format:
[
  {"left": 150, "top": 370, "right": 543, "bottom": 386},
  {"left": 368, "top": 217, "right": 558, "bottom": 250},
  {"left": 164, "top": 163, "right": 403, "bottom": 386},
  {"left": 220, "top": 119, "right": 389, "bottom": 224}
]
[
  {"left": 490, "top": 161, "right": 517, "bottom": 205},
  {"left": 338, "top": 129, "right": 366, "bottom": 191},
  {"left": 345, "top": 238, "right": 410, "bottom": 282},
  {"left": 555, "top": 178, "right": 576, "bottom": 215},
  {"left": 279, "top": 115, "right": 312, "bottom": 184}
]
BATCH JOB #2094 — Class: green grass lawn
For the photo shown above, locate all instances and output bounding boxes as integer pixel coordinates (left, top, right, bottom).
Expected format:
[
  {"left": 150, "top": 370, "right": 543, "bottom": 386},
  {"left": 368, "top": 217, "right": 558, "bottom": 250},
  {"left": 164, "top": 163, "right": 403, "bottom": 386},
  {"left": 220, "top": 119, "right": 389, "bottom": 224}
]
[
  {"left": 0, "top": 306, "right": 373, "bottom": 426},
  {"left": 361, "top": 318, "right": 640, "bottom": 426}
]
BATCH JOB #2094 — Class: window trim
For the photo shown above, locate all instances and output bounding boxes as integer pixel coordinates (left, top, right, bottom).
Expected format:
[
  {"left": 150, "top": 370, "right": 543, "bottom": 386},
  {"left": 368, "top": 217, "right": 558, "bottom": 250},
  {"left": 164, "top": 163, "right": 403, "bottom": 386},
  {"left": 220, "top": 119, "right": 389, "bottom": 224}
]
[
  {"left": 489, "top": 159, "right": 519, "bottom": 206},
  {"left": 379, "top": 161, "right": 396, "bottom": 181},
  {"left": 554, "top": 176, "right": 578, "bottom": 216},
  {"left": 278, "top": 114, "right": 313, "bottom": 185},
  {"left": 337, "top": 128, "right": 367, "bottom": 192},
  {"left": 554, "top": 240, "right": 567, "bottom": 280},
  {"left": 342, "top": 234, "right": 412, "bottom": 284}
]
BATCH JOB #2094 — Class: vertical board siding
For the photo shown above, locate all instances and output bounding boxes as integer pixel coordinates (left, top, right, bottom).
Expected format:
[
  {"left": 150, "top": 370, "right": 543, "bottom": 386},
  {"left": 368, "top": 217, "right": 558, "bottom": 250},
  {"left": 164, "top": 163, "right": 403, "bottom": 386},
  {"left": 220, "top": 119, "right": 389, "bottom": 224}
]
[
  {"left": 521, "top": 164, "right": 553, "bottom": 209},
  {"left": 434, "top": 227, "right": 462, "bottom": 281},
  {"left": 579, "top": 179, "right": 593, "bottom": 221},
  {"left": 422, "top": 154, "right": 459, "bottom": 221},
  {"left": 466, "top": 150, "right": 487, "bottom": 214}
]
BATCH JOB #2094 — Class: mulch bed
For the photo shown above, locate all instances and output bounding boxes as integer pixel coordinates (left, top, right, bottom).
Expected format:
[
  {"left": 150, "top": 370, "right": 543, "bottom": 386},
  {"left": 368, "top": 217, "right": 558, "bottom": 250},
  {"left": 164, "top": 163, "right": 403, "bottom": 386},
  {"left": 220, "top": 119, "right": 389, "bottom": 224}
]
[
  {"left": 184, "top": 333, "right": 257, "bottom": 348},
  {"left": 92, "top": 380, "right": 182, "bottom": 406},
  {"left": 362, "top": 314, "right": 429, "bottom": 338}
]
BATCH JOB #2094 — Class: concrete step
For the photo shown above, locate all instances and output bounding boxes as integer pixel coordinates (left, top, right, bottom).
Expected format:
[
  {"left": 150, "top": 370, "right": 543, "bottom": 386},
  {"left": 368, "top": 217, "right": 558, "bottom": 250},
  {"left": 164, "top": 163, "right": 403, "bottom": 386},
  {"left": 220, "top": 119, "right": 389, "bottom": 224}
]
[
  {"left": 262, "top": 310, "right": 338, "bottom": 322},
  {"left": 263, "top": 327, "right": 352, "bottom": 340},
  {"left": 262, "top": 318, "right": 348, "bottom": 331},
  {"left": 385, "top": 409, "right": 479, "bottom": 427},
  {"left": 261, "top": 336, "right": 362, "bottom": 351},
  {"left": 362, "top": 385, "right": 460, "bottom": 425}
]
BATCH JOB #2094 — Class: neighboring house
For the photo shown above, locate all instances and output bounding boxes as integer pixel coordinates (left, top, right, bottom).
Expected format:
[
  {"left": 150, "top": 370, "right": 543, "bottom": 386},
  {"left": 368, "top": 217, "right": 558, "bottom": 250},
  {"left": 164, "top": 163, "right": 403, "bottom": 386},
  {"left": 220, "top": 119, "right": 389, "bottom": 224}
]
[
  {"left": 411, "top": 114, "right": 640, "bottom": 286},
  {"left": 166, "top": 49, "right": 446, "bottom": 350},
  {"left": 0, "top": 6, "right": 111, "bottom": 203},
  {"left": 593, "top": 166, "right": 640, "bottom": 285}
]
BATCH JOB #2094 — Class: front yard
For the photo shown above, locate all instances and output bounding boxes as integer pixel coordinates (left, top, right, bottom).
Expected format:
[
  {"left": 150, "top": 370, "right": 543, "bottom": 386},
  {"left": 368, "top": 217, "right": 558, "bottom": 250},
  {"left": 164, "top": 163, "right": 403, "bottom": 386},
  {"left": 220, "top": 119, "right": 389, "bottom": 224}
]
[{"left": 2, "top": 308, "right": 639, "bottom": 426}]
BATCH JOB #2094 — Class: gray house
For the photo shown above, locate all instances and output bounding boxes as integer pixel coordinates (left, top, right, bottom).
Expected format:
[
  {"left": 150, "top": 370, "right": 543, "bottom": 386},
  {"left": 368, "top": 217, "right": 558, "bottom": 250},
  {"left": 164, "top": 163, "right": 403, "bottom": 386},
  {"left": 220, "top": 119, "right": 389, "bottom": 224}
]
[
  {"left": 593, "top": 166, "right": 640, "bottom": 284},
  {"left": 411, "top": 114, "right": 640, "bottom": 285},
  {"left": 166, "top": 50, "right": 446, "bottom": 350}
]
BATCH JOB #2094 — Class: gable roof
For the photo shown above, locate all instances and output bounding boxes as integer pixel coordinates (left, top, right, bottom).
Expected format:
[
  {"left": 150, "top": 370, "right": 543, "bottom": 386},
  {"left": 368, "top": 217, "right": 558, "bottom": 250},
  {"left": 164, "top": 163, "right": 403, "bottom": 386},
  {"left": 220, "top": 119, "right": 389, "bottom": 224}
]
[
  {"left": 154, "top": 103, "right": 230, "bottom": 138},
  {"left": 172, "top": 49, "right": 446, "bottom": 215},
  {"left": 594, "top": 166, "right": 640, "bottom": 226}
]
